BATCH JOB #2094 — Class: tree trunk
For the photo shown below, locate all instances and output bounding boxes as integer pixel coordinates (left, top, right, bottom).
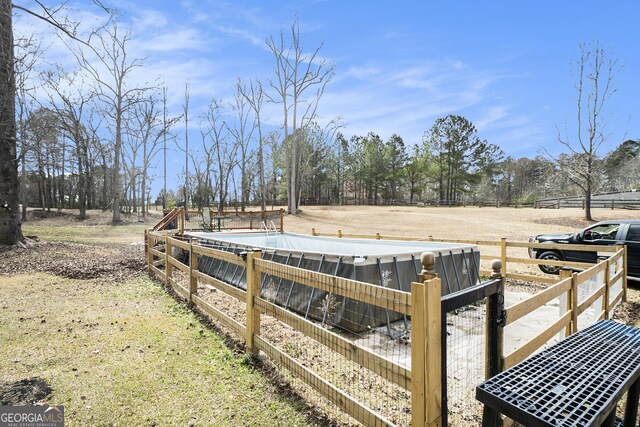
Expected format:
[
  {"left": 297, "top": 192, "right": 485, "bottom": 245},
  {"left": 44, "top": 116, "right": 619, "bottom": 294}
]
[
  {"left": 258, "top": 128, "right": 266, "bottom": 212},
  {"left": 0, "top": 1, "right": 23, "bottom": 244},
  {"left": 131, "top": 173, "right": 137, "bottom": 214},
  {"left": 141, "top": 167, "right": 147, "bottom": 218},
  {"left": 585, "top": 187, "right": 592, "bottom": 221},
  {"left": 112, "top": 104, "right": 122, "bottom": 222},
  {"left": 84, "top": 142, "right": 93, "bottom": 210},
  {"left": 101, "top": 153, "right": 108, "bottom": 210},
  {"left": 45, "top": 151, "right": 51, "bottom": 211},
  {"left": 60, "top": 137, "right": 66, "bottom": 210},
  {"left": 77, "top": 141, "right": 86, "bottom": 219},
  {"left": 20, "top": 142, "right": 27, "bottom": 221}
]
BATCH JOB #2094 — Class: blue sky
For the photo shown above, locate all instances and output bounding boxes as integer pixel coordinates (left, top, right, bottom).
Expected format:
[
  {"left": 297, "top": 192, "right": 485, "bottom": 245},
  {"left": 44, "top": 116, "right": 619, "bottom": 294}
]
[{"left": 15, "top": 1, "right": 640, "bottom": 196}]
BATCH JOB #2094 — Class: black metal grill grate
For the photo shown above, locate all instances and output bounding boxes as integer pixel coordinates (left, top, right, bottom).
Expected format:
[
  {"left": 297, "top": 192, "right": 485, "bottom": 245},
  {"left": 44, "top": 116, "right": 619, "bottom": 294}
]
[{"left": 477, "top": 320, "right": 640, "bottom": 426}]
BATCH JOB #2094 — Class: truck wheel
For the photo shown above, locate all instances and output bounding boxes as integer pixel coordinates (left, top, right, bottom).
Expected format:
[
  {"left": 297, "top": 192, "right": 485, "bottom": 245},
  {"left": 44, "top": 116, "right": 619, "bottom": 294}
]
[{"left": 538, "top": 251, "right": 562, "bottom": 275}]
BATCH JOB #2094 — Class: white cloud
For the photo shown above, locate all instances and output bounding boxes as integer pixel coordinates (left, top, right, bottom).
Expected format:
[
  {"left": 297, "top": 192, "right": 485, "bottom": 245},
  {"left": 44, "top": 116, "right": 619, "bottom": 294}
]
[
  {"left": 475, "top": 106, "right": 510, "bottom": 130},
  {"left": 213, "top": 25, "right": 264, "bottom": 47},
  {"left": 132, "top": 28, "right": 213, "bottom": 53},
  {"left": 341, "top": 66, "right": 381, "bottom": 80},
  {"left": 314, "top": 59, "right": 525, "bottom": 145},
  {"left": 131, "top": 9, "right": 169, "bottom": 29}
]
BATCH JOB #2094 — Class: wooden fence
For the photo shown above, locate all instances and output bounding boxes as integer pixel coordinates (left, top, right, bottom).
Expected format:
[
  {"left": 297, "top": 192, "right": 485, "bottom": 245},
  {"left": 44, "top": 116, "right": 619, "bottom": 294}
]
[
  {"left": 308, "top": 230, "right": 630, "bottom": 401},
  {"left": 500, "top": 246, "right": 626, "bottom": 369},
  {"left": 145, "top": 220, "right": 629, "bottom": 426},
  {"left": 310, "top": 229, "right": 627, "bottom": 288},
  {"left": 535, "top": 197, "right": 640, "bottom": 210},
  {"left": 146, "top": 230, "right": 445, "bottom": 427}
]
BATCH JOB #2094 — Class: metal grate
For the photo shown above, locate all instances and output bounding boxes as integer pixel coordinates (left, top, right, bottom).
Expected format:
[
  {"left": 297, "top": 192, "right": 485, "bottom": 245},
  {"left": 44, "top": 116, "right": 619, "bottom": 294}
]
[{"left": 477, "top": 320, "right": 640, "bottom": 426}]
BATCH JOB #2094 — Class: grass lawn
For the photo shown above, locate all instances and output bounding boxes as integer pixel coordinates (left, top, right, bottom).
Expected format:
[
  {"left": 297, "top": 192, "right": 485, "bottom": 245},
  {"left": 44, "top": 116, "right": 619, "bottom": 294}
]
[
  {"left": 22, "top": 223, "right": 148, "bottom": 245},
  {"left": 0, "top": 272, "right": 314, "bottom": 426}
]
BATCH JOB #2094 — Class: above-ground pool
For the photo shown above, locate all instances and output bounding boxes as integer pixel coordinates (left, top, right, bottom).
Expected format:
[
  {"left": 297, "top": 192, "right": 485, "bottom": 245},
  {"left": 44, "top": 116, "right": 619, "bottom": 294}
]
[{"left": 186, "top": 231, "right": 480, "bottom": 333}]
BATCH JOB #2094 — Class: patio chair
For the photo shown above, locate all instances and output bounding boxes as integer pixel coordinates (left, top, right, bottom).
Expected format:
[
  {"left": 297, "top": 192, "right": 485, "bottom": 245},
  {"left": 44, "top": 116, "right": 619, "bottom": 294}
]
[{"left": 201, "top": 207, "right": 212, "bottom": 231}]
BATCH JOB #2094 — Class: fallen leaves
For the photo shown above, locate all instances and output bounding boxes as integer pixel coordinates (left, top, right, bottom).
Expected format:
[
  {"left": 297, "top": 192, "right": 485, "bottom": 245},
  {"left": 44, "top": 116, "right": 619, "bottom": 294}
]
[{"left": 0, "top": 242, "right": 145, "bottom": 281}]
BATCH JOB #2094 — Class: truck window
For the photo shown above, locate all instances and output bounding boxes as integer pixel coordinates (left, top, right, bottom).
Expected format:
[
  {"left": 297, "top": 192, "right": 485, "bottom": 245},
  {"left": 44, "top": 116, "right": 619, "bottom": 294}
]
[
  {"left": 627, "top": 225, "right": 640, "bottom": 242},
  {"left": 585, "top": 224, "right": 620, "bottom": 240}
]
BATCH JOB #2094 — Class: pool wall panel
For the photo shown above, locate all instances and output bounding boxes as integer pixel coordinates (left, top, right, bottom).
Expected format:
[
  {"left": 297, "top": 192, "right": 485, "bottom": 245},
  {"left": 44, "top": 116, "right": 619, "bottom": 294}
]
[{"left": 192, "top": 233, "right": 479, "bottom": 333}]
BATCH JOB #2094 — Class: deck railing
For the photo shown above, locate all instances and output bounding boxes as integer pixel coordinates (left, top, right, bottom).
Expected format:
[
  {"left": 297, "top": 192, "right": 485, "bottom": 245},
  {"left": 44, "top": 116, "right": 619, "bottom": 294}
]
[{"left": 163, "top": 208, "right": 285, "bottom": 232}]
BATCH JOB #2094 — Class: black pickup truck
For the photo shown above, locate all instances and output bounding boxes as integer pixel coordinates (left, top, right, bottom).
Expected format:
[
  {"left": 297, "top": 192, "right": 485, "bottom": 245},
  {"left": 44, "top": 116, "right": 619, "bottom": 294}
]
[{"left": 529, "top": 219, "right": 640, "bottom": 279}]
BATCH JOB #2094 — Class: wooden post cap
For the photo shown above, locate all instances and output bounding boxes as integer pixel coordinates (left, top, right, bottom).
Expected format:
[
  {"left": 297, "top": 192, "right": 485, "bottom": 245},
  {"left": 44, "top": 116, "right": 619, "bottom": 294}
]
[
  {"left": 491, "top": 259, "right": 502, "bottom": 274},
  {"left": 420, "top": 252, "right": 435, "bottom": 274}
]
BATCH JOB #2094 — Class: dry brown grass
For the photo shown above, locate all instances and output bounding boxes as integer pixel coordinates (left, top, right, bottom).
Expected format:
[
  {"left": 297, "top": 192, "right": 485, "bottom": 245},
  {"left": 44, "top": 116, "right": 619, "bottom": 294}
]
[{"left": 283, "top": 205, "right": 639, "bottom": 241}]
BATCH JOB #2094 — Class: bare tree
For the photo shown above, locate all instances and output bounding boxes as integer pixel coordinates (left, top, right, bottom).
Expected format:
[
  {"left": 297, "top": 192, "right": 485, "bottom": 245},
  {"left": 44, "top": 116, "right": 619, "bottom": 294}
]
[
  {"left": 70, "top": 24, "right": 147, "bottom": 222},
  {"left": 1, "top": 1, "right": 111, "bottom": 244},
  {"left": 23, "top": 107, "right": 61, "bottom": 212},
  {"left": 554, "top": 42, "right": 618, "bottom": 221},
  {"left": 182, "top": 82, "right": 190, "bottom": 208},
  {"left": 44, "top": 69, "right": 96, "bottom": 219},
  {"left": 239, "top": 78, "right": 267, "bottom": 211},
  {"left": 198, "top": 127, "right": 219, "bottom": 208},
  {"left": 265, "top": 131, "right": 281, "bottom": 208},
  {"left": 266, "top": 19, "right": 334, "bottom": 214},
  {"left": 230, "top": 79, "right": 255, "bottom": 211},
  {"left": 202, "top": 99, "right": 239, "bottom": 213},
  {"left": 129, "top": 91, "right": 179, "bottom": 218},
  {"left": 14, "top": 35, "right": 41, "bottom": 221},
  {"left": 162, "top": 86, "right": 168, "bottom": 209}
]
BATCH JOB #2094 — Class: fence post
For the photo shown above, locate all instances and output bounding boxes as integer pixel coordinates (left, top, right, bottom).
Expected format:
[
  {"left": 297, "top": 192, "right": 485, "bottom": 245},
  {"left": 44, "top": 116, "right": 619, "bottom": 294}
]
[
  {"left": 189, "top": 240, "right": 198, "bottom": 300},
  {"left": 500, "top": 238, "right": 507, "bottom": 278},
  {"left": 559, "top": 269, "right": 573, "bottom": 337},
  {"left": 280, "top": 209, "right": 284, "bottom": 232},
  {"left": 412, "top": 252, "right": 442, "bottom": 427},
  {"left": 165, "top": 235, "right": 172, "bottom": 286},
  {"left": 482, "top": 260, "right": 504, "bottom": 427},
  {"left": 245, "top": 250, "right": 262, "bottom": 355},
  {"left": 487, "top": 260, "right": 504, "bottom": 378},
  {"left": 570, "top": 272, "right": 578, "bottom": 334},
  {"left": 411, "top": 279, "right": 427, "bottom": 427},
  {"left": 146, "top": 231, "right": 152, "bottom": 274},
  {"left": 603, "top": 259, "right": 610, "bottom": 319},
  {"left": 621, "top": 245, "right": 628, "bottom": 302}
]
